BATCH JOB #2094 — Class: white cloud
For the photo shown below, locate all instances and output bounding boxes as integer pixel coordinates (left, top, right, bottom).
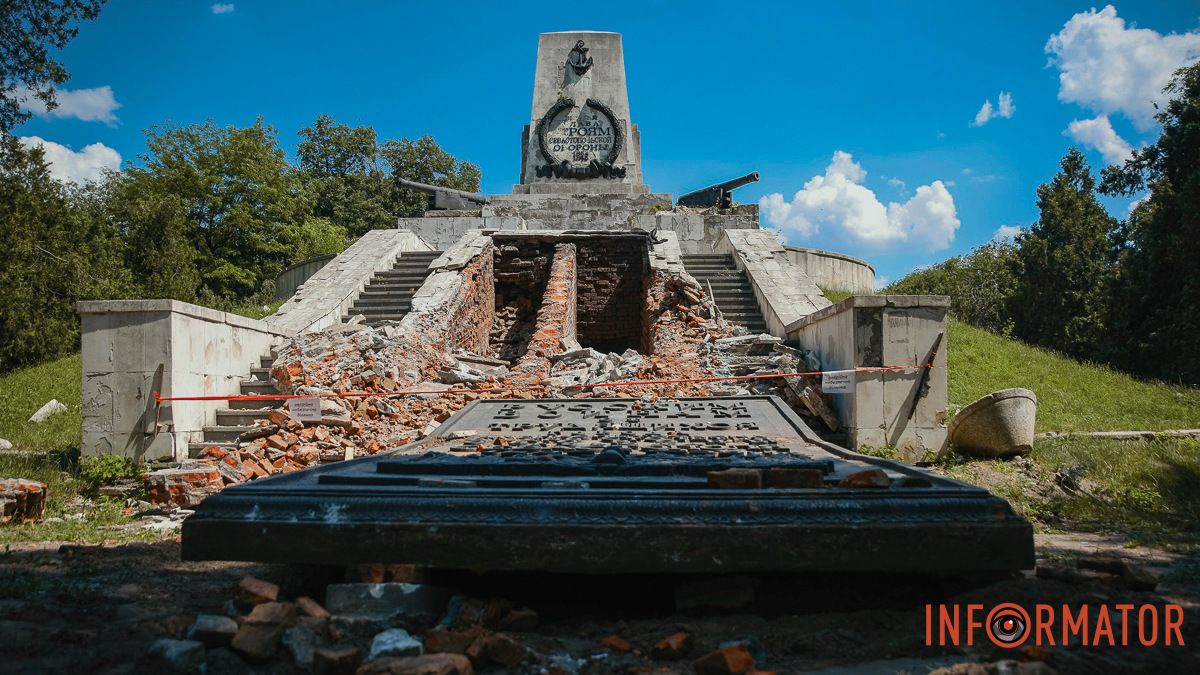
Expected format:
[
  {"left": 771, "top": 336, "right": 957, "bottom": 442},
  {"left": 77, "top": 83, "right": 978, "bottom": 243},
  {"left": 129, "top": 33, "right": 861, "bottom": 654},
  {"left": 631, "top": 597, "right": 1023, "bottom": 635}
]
[
  {"left": 18, "top": 136, "right": 121, "bottom": 183},
  {"left": 211, "top": 3, "right": 235, "bottom": 14},
  {"left": 760, "top": 151, "right": 959, "bottom": 253},
  {"left": 17, "top": 85, "right": 120, "bottom": 125},
  {"left": 873, "top": 275, "right": 890, "bottom": 291},
  {"left": 1065, "top": 115, "right": 1134, "bottom": 165},
  {"left": 993, "top": 225, "right": 1023, "bottom": 241},
  {"left": 972, "top": 91, "right": 1015, "bottom": 126},
  {"left": 1127, "top": 193, "right": 1150, "bottom": 216},
  {"left": 1046, "top": 5, "right": 1200, "bottom": 131}
]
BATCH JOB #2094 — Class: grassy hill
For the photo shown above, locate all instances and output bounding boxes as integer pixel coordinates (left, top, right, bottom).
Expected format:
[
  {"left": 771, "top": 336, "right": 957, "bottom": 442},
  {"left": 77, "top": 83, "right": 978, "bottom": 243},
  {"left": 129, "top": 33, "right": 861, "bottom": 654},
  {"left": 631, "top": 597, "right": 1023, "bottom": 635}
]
[
  {"left": 948, "top": 318, "right": 1200, "bottom": 432},
  {"left": 0, "top": 354, "right": 82, "bottom": 453},
  {"left": 942, "top": 318, "right": 1200, "bottom": 546}
]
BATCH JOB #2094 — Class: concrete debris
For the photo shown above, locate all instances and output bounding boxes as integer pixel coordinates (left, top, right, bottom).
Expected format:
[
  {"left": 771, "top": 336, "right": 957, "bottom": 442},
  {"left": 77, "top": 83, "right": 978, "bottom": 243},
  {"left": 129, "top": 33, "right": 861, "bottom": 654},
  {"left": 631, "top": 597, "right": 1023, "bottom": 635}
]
[
  {"left": 0, "top": 478, "right": 47, "bottom": 525},
  {"left": 325, "top": 583, "right": 452, "bottom": 629},
  {"left": 28, "top": 398, "right": 67, "bottom": 423},
  {"left": 0, "top": 438, "right": 12, "bottom": 451},
  {"left": 185, "top": 614, "right": 239, "bottom": 648},
  {"left": 369, "top": 628, "right": 424, "bottom": 660},
  {"left": 144, "top": 638, "right": 205, "bottom": 674}
]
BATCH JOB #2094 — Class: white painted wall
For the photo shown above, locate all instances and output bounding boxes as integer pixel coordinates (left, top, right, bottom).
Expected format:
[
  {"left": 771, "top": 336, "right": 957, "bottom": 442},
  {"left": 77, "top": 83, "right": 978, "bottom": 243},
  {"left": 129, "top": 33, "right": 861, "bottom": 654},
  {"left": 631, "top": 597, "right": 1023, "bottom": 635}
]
[
  {"left": 78, "top": 300, "right": 287, "bottom": 462},
  {"left": 787, "top": 296, "right": 949, "bottom": 456}
]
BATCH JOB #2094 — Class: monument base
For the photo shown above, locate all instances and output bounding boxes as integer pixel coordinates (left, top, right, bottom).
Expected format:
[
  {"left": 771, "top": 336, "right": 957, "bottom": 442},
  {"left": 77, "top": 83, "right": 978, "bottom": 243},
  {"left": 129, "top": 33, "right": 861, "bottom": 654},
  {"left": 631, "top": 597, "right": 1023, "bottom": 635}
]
[{"left": 182, "top": 397, "right": 1033, "bottom": 574}]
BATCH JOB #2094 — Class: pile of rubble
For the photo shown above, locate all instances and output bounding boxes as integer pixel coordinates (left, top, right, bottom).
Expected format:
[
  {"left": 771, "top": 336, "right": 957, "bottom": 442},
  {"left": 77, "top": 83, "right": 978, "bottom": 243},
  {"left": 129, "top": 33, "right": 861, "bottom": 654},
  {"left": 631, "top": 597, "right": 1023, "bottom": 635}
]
[
  {"left": 141, "top": 253, "right": 836, "bottom": 509},
  {"left": 145, "top": 573, "right": 779, "bottom": 674}
]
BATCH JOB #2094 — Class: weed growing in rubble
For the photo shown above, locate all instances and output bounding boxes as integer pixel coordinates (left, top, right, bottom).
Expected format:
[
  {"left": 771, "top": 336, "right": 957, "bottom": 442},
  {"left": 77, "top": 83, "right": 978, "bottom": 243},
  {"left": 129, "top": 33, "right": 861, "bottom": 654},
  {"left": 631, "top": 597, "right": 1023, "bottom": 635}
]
[{"left": 78, "top": 455, "right": 143, "bottom": 490}]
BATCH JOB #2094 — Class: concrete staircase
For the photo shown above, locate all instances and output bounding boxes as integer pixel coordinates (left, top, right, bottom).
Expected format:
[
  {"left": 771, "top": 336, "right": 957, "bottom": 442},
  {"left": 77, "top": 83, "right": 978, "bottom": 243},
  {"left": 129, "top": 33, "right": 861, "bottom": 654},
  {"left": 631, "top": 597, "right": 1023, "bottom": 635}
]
[
  {"left": 347, "top": 250, "right": 442, "bottom": 324},
  {"left": 190, "top": 351, "right": 279, "bottom": 457},
  {"left": 682, "top": 254, "right": 768, "bottom": 334},
  {"left": 188, "top": 251, "right": 443, "bottom": 457}
]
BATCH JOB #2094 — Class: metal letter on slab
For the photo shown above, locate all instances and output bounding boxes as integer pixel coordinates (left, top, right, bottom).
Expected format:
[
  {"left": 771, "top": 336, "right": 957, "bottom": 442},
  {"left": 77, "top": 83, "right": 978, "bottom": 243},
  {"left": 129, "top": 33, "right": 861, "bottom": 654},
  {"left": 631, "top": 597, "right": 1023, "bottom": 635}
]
[{"left": 182, "top": 397, "right": 1034, "bottom": 574}]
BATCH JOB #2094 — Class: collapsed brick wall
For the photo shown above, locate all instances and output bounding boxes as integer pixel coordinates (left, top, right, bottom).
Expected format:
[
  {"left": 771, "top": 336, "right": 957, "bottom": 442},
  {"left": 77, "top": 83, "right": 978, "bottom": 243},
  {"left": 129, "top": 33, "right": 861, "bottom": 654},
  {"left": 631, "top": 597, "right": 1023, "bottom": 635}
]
[
  {"left": 443, "top": 251, "right": 495, "bottom": 356},
  {"left": 490, "top": 241, "right": 558, "bottom": 362},
  {"left": 513, "top": 243, "right": 577, "bottom": 378},
  {"left": 576, "top": 238, "right": 647, "bottom": 354}
]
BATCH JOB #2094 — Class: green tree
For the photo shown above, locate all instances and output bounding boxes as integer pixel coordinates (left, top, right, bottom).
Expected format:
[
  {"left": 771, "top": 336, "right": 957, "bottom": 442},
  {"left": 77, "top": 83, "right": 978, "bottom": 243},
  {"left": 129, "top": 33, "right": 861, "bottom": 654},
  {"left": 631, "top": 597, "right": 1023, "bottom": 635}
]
[
  {"left": 297, "top": 115, "right": 392, "bottom": 238},
  {"left": 0, "top": 136, "right": 131, "bottom": 370},
  {"left": 1008, "top": 148, "right": 1116, "bottom": 360},
  {"left": 382, "top": 134, "right": 481, "bottom": 218},
  {"left": 886, "top": 240, "right": 1018, "bottom": 334},
  {"left": 116, "top": 118, "right": 328, "bottom": 304},
  {"left": 0, "top": 0, "right": 106, "bottom": 135},
  {"left": 1100, "top": 62, "right": 1200, "bottom": 384}
]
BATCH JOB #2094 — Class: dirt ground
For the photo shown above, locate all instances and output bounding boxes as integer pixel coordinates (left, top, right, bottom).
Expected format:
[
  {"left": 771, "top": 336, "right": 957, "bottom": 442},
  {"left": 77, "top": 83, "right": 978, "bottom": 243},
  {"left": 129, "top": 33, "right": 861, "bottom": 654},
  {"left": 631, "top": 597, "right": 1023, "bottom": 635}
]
[{"left": 1, "top": 531, "right": 1198, "bottom": 674}]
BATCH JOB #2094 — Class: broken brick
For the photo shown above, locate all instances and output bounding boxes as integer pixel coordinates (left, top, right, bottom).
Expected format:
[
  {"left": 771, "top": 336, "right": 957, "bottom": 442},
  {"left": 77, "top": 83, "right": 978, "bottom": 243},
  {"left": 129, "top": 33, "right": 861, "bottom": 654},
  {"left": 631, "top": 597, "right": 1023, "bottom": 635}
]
[
  {"left": 0, "top": 479, "right": 47, "bottom": 525},
  {"left": 482, "top": 633, "right": 525, "bottom": 667},
  {"left": 652, "top": 631, "right": 692, "bottom": 660},
  {"left": 600, "top": 634, "right": 633, "bottom": 653},
  {"left": 837, "top": 468, "right": 891, "bottom": 488},
  {"left": 231, "top": 623, "right": 283, "bottom": 663},
  {"left": 313, "top": 645, "right": 361, "bottom": 675},
  {"left": 693, "top": 643, "right": 757, "bottom": 675},
  {"left": 237, "top": 575, "right": 279, "bottom": 606},
  {"left": 296, "top": 595, "right": 330, "bottom": 620},
  {"left": 357, "top": 653, "right": 473, "bottom": 675}
]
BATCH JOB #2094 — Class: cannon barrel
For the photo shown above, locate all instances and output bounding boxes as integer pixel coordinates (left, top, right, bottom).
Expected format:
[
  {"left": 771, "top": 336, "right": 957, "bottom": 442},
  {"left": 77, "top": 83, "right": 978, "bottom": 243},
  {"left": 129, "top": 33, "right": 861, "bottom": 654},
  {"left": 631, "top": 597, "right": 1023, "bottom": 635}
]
[
  {"left": 396, "top": 177, "right": 489, "bottom": 209},
  {"left": 676, "top": 171, "right": 760, "bottom": 208},
  {"left": 715, "top": 171, "right": 760, "bottom": 192}
]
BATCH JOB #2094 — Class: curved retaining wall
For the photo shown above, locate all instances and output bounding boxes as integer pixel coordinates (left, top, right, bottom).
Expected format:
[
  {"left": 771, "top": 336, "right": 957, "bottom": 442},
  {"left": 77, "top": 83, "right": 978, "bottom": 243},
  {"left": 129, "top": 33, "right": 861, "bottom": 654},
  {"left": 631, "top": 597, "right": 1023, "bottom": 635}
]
[
  {"left": 274, "top": 253, "right": 337, "bottom": 301},
  {"left": 782, "top": 246, "right": 875, "bottom": 293}
]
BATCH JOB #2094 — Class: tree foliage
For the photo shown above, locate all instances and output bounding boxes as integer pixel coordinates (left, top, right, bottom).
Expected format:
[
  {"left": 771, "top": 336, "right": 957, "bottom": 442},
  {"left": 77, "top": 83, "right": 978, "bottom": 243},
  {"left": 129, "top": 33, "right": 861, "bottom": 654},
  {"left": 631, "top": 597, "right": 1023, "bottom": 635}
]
[
  {"left": 885, "top": 241, "right": 1018, "bottom": 334},
  {"left": 1100, "top": 62, "right": 1200, "bottom": 383},
  {"left": 1008, "top": 148, "right": 1116, "bottom": 360},
  {"left": 115, "top": 118, "right": 320, "bottom": 303},
  {"left": 0, "top": 0, "right": 106, "bottom": 134},
  {"left": 0, "top": 136, "right": 131, "bottom": 370}
]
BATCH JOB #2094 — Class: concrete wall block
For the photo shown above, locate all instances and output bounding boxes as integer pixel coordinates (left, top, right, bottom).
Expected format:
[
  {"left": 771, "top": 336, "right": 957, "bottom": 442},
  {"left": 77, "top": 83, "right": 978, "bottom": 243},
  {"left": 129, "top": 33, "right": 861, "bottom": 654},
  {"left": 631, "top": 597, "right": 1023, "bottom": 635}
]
[{"left": 787, "top": 297, "right": 948, "bottom": 453}]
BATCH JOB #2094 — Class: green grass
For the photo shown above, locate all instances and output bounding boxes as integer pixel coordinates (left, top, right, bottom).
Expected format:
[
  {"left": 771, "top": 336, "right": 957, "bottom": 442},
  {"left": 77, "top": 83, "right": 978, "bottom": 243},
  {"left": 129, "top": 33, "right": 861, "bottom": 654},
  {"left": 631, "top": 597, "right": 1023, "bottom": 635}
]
[
  {"left": 943, "top": 436, "right": 1200, "bottom": 548},
  {"left": 941, "top": 318, "right": 1200, "bottom": 546},
  {"left": 228, "top": 298, "right": 285, "bottom": 320},
  {"left": 0, "top": 353, "right": 82, "bottom": 454},
  {"left": 947, "top": 318, "right": 1200, "bottom": 432},
  {"left": 818, "top": 287, "right": 856, "bottom": 303}
]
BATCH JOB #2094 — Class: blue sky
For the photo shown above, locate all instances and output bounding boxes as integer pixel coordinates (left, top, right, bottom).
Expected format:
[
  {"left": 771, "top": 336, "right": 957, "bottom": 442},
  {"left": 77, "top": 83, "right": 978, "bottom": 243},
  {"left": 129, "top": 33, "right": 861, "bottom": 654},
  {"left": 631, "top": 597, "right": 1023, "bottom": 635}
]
[{"left": 15, "top": 1, "right": 1200, "bottom": 284}]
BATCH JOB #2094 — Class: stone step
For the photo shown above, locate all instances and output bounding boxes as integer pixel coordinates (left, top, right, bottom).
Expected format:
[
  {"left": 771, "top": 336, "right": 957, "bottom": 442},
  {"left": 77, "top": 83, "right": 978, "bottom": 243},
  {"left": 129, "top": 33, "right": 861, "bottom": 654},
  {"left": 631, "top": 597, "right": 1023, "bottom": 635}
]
[
  {"left": 203, "top": 425, "right": 256, "bottom": 442},
  {"left": 400, "top": 251, "right": 442, "bottom": 258},
  {"left": 361, "top": 287, "right": 423, "bottom": 296},
  {"left": 681, "top": 255, "right": 733, "bottom": 261},
  {"left": 189, "top": 441, "right": 235, "bottom": 458},
  {"left": 229, "top": 396, "right": 283, "bottom": 409},
  {"left": 260, "top": 354, "right": 274, "bottom": 368},
  {"left": 350, "top": 310, "right": 409, "bottom": 319},
  {"left": 250, "top": 367, "right": 271, "bottom": 380},
  {"left": 216, "top": 409, "right": 274, "bottom": 425},
  {"left": 352, "top": 298, "right": 413, "bottom": 309},
  {"left": 685, "top": 266, "right": 737, "bottom": 273},
  {"left": 241, "top": 380, "right": 278, "bottom": 394},
  {"left": 373, "top": 272, "right": 431, "bottom": 281}
]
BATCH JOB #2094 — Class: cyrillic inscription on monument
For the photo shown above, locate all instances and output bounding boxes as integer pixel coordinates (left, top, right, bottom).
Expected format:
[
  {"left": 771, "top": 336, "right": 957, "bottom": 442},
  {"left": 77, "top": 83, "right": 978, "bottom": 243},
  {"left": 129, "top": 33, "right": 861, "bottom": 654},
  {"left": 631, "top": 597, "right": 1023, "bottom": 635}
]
[
  {"left": 545, "top": 106, "right": 614, "bottom": 163},
  {"left": 535, "top": 98, "right": 626, "bottom": 179}
]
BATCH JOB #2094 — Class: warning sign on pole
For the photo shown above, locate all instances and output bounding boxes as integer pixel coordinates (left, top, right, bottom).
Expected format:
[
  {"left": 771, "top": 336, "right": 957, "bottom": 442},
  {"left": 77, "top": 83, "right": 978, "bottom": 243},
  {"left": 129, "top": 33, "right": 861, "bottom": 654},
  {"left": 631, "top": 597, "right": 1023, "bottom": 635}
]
[
  {"left": 288, "top": 397, "right": 322, "bottom": 422},
  {"left": 821, "top": 370, "right": 856, "bottom": 394}
]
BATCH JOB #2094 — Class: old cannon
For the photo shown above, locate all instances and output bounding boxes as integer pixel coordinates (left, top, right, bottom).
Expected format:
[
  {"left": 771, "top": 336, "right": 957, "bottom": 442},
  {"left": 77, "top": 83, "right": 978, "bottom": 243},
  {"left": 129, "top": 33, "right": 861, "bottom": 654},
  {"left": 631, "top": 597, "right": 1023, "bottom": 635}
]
[
  {"left": 396, "top": 177, "right": 490, "bottom": 211},
  {"left": 676, "top": 171, "right": 760, "bottom": 208}
]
